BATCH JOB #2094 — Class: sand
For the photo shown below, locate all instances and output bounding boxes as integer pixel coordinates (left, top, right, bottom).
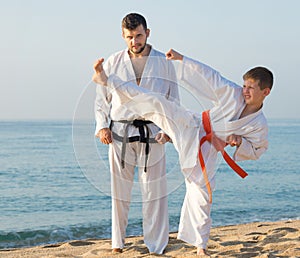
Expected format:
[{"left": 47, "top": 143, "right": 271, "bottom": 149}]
[{"left": 0, "top": 220, "right": 299, "bottom": 258}]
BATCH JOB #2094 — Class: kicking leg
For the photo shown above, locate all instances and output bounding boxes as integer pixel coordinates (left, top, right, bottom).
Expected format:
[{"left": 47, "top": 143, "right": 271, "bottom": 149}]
[{"left": 92, "top": 57, "right": 200, "bottom": 170}]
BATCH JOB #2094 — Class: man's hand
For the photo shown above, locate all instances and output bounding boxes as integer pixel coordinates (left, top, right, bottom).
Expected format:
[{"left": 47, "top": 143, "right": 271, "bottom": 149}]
[
  {"left": 226, "top": 134, "right": 242, "bottom": 147},
  {"left": 92, "top": 58, "right": 108, "bottom": 85},
  {"left": 155, "top": 133, "right": 171, "bottom": 144},
  {"left": 165, "top": 49, "right": 184, "bottom": 61},
  {"left": 96, "top": 128, "right": 112, "bottom": 144}
]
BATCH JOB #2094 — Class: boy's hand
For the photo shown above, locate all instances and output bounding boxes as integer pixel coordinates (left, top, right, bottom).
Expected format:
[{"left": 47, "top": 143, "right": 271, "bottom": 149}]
[
  {"left": 92, "top": 58, "right": 108, "bottom": 85},
  {"left": 165, "top": 49, "right": 183, "bottom": 61},
  {"left": 226, "top": 134, "right": 242, "bottom": 147}
]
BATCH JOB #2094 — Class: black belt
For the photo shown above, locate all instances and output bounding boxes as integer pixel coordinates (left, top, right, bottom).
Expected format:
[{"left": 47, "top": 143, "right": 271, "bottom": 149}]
[{"left": 110, "top": 120, "right": 157, "bottom": 172}]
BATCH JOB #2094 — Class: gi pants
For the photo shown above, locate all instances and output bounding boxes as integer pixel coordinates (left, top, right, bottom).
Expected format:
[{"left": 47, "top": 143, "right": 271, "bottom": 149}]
[{"left": 109, "top": 139, "right": 169, "bottom": 254}]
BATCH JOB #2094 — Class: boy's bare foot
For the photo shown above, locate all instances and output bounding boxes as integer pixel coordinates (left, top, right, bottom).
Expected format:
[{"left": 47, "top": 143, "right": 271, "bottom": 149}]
[
  {"left": 197, "top": 247, "right": 210, "bottom": 257},
  {"left": 92, "top": 58, "right": 108, "bottom": 85},
  {"left": 112, "top": 248, "right": 123, "bottom": 253}
]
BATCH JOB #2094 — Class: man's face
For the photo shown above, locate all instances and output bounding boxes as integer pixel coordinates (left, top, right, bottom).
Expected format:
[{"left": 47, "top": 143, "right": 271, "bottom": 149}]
[
  {"left": 122, "top": 24, "right": 150, "bottom": 55},
  {"left": 243, "top": 78, "right": 270, "bottom": 107}
]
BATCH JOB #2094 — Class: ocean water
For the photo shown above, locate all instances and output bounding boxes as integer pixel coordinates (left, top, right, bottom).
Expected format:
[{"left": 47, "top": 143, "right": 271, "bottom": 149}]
[{"left": 0, "top": 119, "right": 299, "bottom": 249}]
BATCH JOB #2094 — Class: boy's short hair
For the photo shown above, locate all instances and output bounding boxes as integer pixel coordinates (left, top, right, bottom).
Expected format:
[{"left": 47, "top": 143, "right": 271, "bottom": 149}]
[
  {"left": 243, "top": 67, "right": 273, "bottom": 90},
  {"left": 122, "top": 13, "right": 147, "bottom": 31}
]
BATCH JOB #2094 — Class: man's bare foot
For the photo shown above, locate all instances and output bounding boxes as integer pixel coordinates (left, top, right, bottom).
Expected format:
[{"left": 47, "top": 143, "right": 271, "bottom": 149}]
[
  {"left": 112, "top": 248, "right": 123, "bottom": 253},
  {"left": 197, "top": 247, "right": 210, "bottom": 257},
  {"left": 92, "top": 58, "right": 108, "bottom": 85}
]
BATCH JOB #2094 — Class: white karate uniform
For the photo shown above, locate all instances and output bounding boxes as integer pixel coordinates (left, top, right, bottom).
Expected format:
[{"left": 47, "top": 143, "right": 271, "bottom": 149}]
[
  {"left": 106, "top": 56, "right": 269, "bottom": 249},
  {"left": 94, "top": 46, "right": 179, "bottom": 253}
]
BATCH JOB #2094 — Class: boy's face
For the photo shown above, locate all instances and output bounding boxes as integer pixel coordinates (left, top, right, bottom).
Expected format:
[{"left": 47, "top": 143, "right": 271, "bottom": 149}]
[
  {"left": 243, "top": 78, "right": 270, "bottom": 107},
  {"left": 122, "top": 24, "right": 150, "bottom": 55}
]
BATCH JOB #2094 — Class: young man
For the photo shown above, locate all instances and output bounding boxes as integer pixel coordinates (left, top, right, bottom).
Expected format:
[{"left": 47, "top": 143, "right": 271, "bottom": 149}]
[
  {"left": 93, "top": 14, "right": 179, "bottom": 254},
  {"left": 93, "top": 49, "right": 273, "bottom": 256}
]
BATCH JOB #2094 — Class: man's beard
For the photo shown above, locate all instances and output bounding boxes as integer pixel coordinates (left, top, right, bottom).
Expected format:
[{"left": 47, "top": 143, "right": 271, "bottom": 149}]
[{"left": 130, "top": 41, "right": 147, "bottom": 55}]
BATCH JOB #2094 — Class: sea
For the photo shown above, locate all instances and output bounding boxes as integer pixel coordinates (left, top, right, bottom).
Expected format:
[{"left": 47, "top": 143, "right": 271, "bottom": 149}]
[{"left": 0, "top": 119, "right": 299, "bottom": 249}]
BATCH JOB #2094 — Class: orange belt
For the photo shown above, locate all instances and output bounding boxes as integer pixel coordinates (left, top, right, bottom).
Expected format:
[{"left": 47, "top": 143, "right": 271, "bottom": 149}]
[{"left": 198, "top": 110, "right": 248, "bottom": 203}]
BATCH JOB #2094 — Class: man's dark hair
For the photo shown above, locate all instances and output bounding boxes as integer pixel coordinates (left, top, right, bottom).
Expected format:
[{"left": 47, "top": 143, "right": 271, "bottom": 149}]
[
  {"left": 122, "top": 13, "right": 147, "bottom": 31},
  {"left": 243, "top": 67, "right": 274, "bottom": 90}
]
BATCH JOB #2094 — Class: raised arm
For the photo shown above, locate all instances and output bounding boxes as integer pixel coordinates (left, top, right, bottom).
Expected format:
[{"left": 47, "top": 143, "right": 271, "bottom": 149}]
[{"left": 166, "top": 49, "right": 240, "bottom": 103}]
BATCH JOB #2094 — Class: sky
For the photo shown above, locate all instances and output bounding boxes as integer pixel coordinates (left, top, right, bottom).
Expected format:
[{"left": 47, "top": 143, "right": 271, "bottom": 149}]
[{"left": 1, "top": 0, "right": 300, "bottom": 120}]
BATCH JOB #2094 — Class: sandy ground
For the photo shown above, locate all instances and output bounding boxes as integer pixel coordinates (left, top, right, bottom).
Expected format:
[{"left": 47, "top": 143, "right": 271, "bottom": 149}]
[{"left": 0, "top": 220, "right": 299, "bottom": 258}]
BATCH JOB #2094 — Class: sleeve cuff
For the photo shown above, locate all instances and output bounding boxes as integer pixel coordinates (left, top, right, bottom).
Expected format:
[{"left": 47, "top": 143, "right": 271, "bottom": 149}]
[
  {"left": 233, "top": 138, "right": 250, "bottom": 161},
  {"left": 95, "top": 123, "right": 109, "bottom": 136}
]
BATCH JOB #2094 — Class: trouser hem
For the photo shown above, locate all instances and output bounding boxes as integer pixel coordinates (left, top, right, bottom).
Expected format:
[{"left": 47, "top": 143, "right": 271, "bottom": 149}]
[{"left": 177, "top": 234, "right": 207, "bottom": 249}]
